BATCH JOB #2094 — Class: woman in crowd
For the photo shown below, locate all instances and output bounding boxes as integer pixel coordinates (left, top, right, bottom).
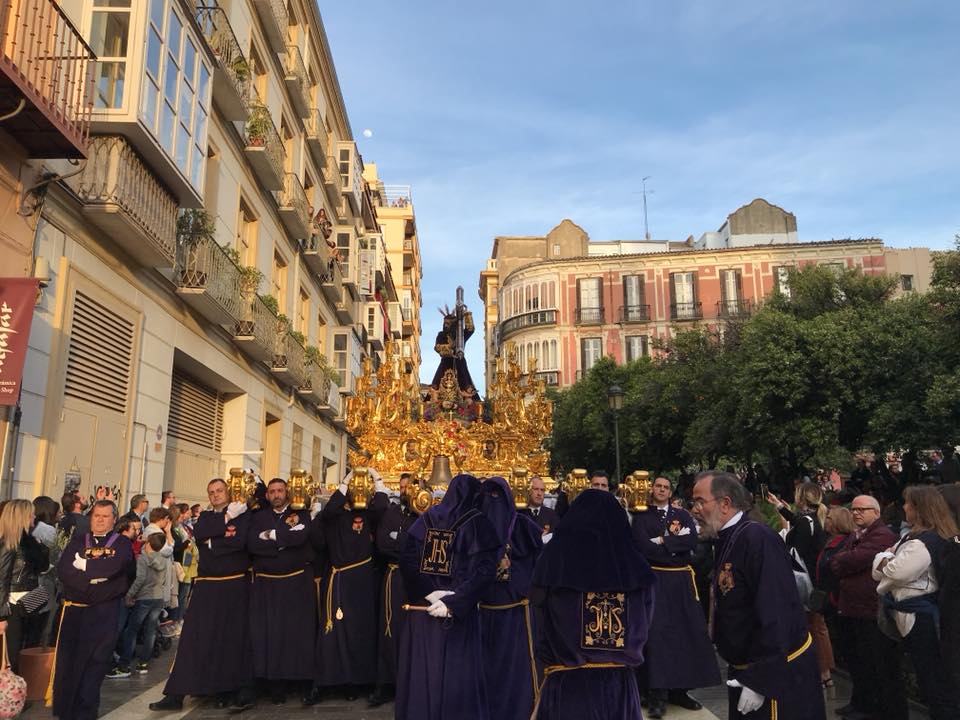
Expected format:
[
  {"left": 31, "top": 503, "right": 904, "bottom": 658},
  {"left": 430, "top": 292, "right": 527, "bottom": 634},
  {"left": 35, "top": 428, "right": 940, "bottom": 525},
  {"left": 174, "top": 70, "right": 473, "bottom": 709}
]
[
  {"left": 873, "top": 485, "right": 959, "bottom": 720},
  {"left": 31, "top": 496, "right": 60, "bottom": 548},
  {"left": 768, "top": 482, "right": 834, "bottom": 693},
  {"left": 814, "top": 506, "right": 855, "bottom": 696},
  {"left": 0, "top": 499, "right": 50, "bottom": 671}
]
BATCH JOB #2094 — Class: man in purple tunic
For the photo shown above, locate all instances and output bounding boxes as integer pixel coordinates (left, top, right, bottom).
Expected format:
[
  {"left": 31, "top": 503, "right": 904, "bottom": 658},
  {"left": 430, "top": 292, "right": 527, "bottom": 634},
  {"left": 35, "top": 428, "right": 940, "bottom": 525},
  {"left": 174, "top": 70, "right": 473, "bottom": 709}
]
[
  {"left": 531, "top": 489, "right": 656, "bottom": 720},
  {"left": 247, "top": 478, "right": 315, "bottom": 704},
  {"left": 692, "top": 470, "right": 825, "bottom": 720},
  {"left": 477, "top": 476, "right": 543, "bottom": 720},
  {"left": 631, "top": 476, "right": 719, "bottom": 717},
  {"left": 396, "top": 474, "right": 500, "bottom": 720},
  {"left": 149, "top": 478, "right": 255, "bottom": 712},
  {"left": 51, "top": 500, "right": 135, "bottom": 720}
]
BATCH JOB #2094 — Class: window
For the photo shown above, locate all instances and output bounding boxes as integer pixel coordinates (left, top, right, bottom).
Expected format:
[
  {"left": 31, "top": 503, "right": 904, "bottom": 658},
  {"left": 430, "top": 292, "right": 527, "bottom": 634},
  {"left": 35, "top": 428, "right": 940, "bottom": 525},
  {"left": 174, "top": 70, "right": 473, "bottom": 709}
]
[
  {"left": 333, "top": 332, "right": 348, "bottom": 376},
  {"left": 272, "top": 251, "right": 288, "bottom": 315},
  {"left": 719, "top": 269, "right": 742, "bottom": 315},
  {"left": 311, "top": 436, "right": 322, "bottom": 485},
  {"left": 237, "top": 199, "right": 258, "bottom": 266},
  {"left": 250, "top": 45, "right": 267, "bottom": 101},
  {"left": 670, "top": 272, "right": 699, "bottom": 319},
  {"left": 901, "top": 274, "right": 914, "bottom": 292},
  {"left": 90, "top": 0, "right": 131, "bottom": 109},
  {"left": 577, "top": 277, "right": 603, "bottom": 323},
  {"left": 281, "top": 118, "right": 294, "bottom": 173},
  {"left": 367, "top": 305, "right": 376, "bottom": 335},
  {"left": 298, "top": 288, "right": 309, "bottom": 336},
  {"left": 553, "top": 244, "right": 561, "bottom": 256},
  {"left": 625, "top": 335, "right": 648, "bottom": 362},
  {"left": 623, "top": 275, "right": 646, "bottom": 321},
  {"left": 581, "top": 338, "right": 603, "bottom": 372},
  {"left": 139, "top": 0, "right": 210, "bottom": 188},
  {"left": 316, "top": 311, "right": 326, "bottom": 353},
  {"left": 773, "top": 266, "right": 792, "bottom": 297},
  {"left": 336, "top": 232, "right": 351, "bottom": 277}
]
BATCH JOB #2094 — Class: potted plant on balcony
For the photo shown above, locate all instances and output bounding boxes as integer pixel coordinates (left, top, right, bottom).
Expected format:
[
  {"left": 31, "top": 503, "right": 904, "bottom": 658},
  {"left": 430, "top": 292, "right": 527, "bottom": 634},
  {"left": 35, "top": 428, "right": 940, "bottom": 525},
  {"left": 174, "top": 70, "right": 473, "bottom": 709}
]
[
  {"left": 290, "top": 330, "right": 306, "bottom": 346},
  {"left": 230, "top": 55, "right": 250, "bottom": 83},
  {"left": 176, "top": 210, "right": 217, "bottom": 287},
  {"left": 260, "top": 294, "right": 279, "bottom": 316},
  {"left": 247, "top": 105, "right": 272, "bottom": 147}
]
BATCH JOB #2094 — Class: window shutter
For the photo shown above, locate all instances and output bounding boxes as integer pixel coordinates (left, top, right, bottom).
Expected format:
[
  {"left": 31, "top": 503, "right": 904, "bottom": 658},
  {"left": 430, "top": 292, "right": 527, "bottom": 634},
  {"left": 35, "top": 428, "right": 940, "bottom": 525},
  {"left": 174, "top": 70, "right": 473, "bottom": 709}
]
[
  {"left": 580, "top": 338, "right": 586, "bottom": 373},
  {"left": 64, "top": 291, "right": 135, "bottom": 414},
  {"left": 719, "top": 270, "right": 729, "bottom": 305},
  {"left": 691, "top": 271, "right": 700, "bottom": 305},
  {"left": 669, "top": 274, "right": 677, "bottom": 314},
  {"left": 168, "top": 370, "right": 223, "bottom": 452},
  {"left": 637, "top": 275, "right": 646, "bottom": 306},
  {"left": 735, "top": 270, "right": 743, "bottom": 300}
]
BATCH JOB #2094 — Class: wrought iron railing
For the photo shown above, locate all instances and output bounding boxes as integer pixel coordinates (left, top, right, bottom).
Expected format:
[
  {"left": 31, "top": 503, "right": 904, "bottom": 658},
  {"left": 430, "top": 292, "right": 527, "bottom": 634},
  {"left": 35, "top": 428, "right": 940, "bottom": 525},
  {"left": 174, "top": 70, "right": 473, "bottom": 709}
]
[
  {"left": 575, "top": 306, "right": 604, "bottom": 325},
  {"left": 619, "top": 304, "right": 650, "bottom": 323},
  {"left": 500, "top": 309, "right": 557, "bottom": 339},
  {"left": 175, "top": 230, "right": 244, "bottom": 321},
  {"left": 195, "top": 6, "right": 250, "bottom": 113},
  {"left": 306, "top": 108, "right": 325, "bottom": 145},
  {"left": 66, "top": 136, "right": 177, "bottom": 259},
  {"left": 0, "top": 0, "right": 94, "bottom": 156},
  {"left": 273, "top": 331, "right": 307, "bottom": 383},
  {"left": 375, "top": 185, "right": 413, "bottom": 209},
  {"left": 716, "top": 298, "right": 754, "bottom": 319},
  {"left": 245, "top": 98, "right": 285, "bottom": 180},
  {"left": 283, "top": 45, "right": 309, "bottom": 105},
  {"left": 235, "top": 294, "right": 276, "bottom": 353},
  {"left": 257, "top": 0, "right": 287, "bottom": 38},
  {"left": 670, "top": 302, "right": 703, "bottom": 320},
  {"left": 279, "top": 172, "right": 310, "bottom": 233}
]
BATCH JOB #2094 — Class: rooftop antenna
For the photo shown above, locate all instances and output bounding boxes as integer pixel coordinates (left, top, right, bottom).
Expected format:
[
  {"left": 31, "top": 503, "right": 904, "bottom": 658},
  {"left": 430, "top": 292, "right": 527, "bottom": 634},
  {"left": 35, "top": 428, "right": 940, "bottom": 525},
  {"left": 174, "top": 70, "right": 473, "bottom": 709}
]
[{"left": 641, "top": 176, "right": 653, "bottom": 241}]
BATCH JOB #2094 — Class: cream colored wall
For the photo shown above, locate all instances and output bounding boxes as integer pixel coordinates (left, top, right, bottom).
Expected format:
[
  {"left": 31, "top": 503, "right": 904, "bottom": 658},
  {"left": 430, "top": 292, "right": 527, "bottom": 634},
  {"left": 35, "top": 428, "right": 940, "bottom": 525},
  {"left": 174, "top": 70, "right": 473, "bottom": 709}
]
[{"left": 884, "top": 248, "right": 933, "bottom": 294}]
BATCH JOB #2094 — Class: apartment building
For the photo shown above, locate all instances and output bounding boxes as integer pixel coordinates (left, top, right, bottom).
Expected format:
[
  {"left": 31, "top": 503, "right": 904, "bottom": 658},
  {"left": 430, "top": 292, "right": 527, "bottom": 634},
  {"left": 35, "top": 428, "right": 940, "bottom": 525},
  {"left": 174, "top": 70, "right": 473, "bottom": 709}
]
[
  {"left": 1, "top": 0, "right": 400, "bottom": 504},
  {"left": 479, "top": 199, "right": 932, "bottom": 390},
  {"left": 363, "top": 163, "right": 423, "bottom": 376}
]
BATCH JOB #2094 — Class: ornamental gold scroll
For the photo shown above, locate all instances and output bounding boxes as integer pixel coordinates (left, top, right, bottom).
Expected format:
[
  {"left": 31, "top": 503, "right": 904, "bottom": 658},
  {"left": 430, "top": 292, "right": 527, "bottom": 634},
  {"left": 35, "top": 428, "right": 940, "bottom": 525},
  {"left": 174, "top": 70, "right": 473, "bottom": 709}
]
[{"left": 345, "top": 342, "right": 553, "bottom": 488}]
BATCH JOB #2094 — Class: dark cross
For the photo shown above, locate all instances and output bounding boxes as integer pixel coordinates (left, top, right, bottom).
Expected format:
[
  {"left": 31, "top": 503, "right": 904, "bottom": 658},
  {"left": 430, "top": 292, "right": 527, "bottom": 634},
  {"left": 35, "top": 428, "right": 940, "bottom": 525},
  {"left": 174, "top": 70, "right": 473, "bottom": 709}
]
[{"left": 454, "top": 286, "right": 466, "bottom": 359}]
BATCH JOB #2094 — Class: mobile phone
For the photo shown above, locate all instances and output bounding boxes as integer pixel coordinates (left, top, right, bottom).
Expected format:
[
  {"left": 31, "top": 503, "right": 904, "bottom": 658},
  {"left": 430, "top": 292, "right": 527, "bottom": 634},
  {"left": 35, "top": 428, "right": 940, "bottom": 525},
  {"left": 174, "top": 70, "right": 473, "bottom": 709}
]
[{"left": 760, "top": 483, "right": 769, "bottom": 499}]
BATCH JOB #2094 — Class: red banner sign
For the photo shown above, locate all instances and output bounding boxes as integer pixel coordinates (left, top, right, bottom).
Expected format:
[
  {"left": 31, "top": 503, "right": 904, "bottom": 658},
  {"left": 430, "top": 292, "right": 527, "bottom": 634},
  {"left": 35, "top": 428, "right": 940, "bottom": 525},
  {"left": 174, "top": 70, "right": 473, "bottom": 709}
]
[{"left": 0, "top": 278, "right": 39, "bottom": 406}]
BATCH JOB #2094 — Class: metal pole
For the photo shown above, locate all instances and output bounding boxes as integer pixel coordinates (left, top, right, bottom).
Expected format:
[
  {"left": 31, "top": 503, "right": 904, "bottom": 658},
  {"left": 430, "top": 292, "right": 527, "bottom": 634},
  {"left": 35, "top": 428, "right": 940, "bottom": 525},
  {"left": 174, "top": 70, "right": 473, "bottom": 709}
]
[
  {"left": 642, "top": 176, "right": 651, "bottom": 241},
  {"left": 613, "top": 412, "right": 622, "bottom": 487}
]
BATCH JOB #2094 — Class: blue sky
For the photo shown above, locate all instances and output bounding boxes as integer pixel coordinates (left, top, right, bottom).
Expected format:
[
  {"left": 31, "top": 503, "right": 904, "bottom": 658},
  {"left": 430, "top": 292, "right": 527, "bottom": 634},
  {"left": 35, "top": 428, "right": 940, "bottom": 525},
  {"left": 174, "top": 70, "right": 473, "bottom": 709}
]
[{"left": 320, "top": 1, "right": 960, "bottom": 393}]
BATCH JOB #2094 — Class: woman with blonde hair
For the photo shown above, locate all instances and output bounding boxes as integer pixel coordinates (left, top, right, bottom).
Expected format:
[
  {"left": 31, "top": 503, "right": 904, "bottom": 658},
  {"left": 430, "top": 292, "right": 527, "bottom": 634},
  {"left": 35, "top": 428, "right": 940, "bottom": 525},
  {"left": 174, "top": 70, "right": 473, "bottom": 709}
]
[
  {"left": 0, "top": 499, "right": 50, "bottom": 670},
  {"left": 874, "top": 485, "right": 959, "bottom": 720}
]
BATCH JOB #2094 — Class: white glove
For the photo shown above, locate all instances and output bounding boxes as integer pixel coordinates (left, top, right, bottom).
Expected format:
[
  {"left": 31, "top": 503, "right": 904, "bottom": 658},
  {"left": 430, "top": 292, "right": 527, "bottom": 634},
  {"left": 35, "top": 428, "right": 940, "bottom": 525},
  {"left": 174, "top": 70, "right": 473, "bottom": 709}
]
[
  {"left": 541, "top": 532, "right": 553, "bottom": 544},
  {"left": 73, "top": 552, "right": 87, "bottom": 571},
  {"left": 258, "top": 529, "right": 277, "bottom": 541},
  {"left": 425, "top": 589, "right": 455, "bottom": 604},
  {"left": 727, "top": 680, "right": 765, "bottom": 713},
  {"left": 650, "top": 537, "right": 664, "bottom": 545},
  {"left": 289, "top": 523, "right": 305, "bottom": 532},
  {"left": 374, "top": 479, "right": 388, "bottom": 494},
  {"left": 226, "top": 501, "right": 246, "bottom": 520},
  {"left": 337, "top": 483, "right": 348, "bottom": 496},
  {"left": 389, "top": 531, "right": 399, "bottom": 540},
  {"left": 427, "top": 600, "right": 451, "bottom": 618},
  {"left": 676, "top": 526, "right": 691, "bottom": 536},
  {"left": 369, "top": 468, "right": 382, "bottom": 483}
]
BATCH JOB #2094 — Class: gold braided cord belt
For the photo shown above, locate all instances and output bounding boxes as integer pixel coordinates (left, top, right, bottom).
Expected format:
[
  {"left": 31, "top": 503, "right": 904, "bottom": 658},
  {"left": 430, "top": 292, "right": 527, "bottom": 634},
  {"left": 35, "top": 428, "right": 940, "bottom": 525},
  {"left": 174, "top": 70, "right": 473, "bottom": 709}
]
[
  {"left": 384, "top": 563, "right": 399, "bottom": 638},
  {"left": 649, "top": 564, "right": 699, "bottom": 601},
  {"left": 478, "top": 598, "right": 539, "bottom": 702},
  {"left": 324, "top": 556, "right": 373, "bottom": 633},
  {"left": 44, "top": 600, "right": 90, "bottom": 706},
  {"left": 731, "top": 632, "right": 813, "bottom": 670}
]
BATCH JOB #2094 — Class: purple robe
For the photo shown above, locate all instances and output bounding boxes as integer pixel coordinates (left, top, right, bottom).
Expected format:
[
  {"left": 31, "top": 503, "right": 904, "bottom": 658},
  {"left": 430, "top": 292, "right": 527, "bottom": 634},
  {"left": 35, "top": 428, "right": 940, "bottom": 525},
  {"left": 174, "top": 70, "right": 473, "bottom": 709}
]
[
  {"left": 165, "top": 508, "right": 253, "bottom": 697},
  {"left": 396, "top": 475, "right": 500, "bottom": 720},
  {"left": 247, "top": 505, "right": 315, "bottom": 681},
  {"left": 631, "top": 505, "right": 720, "bottom": 690},
  {"left": 714, "top": 515, "right": 825, "bottom": 720},
  {"left": 52, "top": 532, "right": 134, "bottom": 720},
  {"left": 373, "top": 497, "right": 417, "bottom": 685}
]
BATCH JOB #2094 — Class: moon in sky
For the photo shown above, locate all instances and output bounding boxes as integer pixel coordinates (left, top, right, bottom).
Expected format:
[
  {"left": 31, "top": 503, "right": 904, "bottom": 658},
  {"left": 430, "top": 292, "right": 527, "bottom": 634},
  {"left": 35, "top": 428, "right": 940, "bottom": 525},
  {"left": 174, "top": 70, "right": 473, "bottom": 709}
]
[{"left": 362, "top": 129, "right": 373, "bottom": 138}]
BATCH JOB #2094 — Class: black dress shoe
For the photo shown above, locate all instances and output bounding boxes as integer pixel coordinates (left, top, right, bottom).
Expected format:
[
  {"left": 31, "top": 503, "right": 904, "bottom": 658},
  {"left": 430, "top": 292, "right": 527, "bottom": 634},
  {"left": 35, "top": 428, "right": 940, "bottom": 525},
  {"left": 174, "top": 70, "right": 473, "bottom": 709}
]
[
  {"left": 668, "top": 690, "right": 702, "bottom": 710},
  {"left": 648, "top": 699, "right": 666, "bottom": 719},
  {"left": 302, "top": 686, "right": 323, "bottom": 706},
  {"left": 228, "top": 699, "right": 254, "bottom": 714},
  {"left": 149, "top": 696, "right": 184, "bottom": 712}
]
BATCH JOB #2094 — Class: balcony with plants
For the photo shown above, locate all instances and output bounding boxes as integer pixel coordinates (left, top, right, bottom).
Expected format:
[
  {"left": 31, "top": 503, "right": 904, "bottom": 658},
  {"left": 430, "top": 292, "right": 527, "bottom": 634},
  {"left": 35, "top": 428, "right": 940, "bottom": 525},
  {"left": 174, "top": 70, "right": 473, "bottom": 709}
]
[
  {"left": 299, "top": 346, "right": 338, "bottom": 405},
  {"left": 320, "top": 257, "right": 344, "bottom": 304},
  {"left": 283, "top": 45, "right": 311, "bottom": 119},
  {"left": 278, "top": 172, "right": 311, "bottom": 239},
  {"left": 271, "top": 318, "right": 308, "bottom": 388},
  {"left": 174, "top": 209, "right": 251, "bottom": 326},
  {"left": 318, "top": 372, "right": 342, "bottom": 419},
  {"left": 195, "top": 6, "right": 251, "bottom": 121},
  {"left": 251, "top": 0, "right": 288, "bottom": 53},
  {"left": 233, "top": 285, "right": 278, "bottom": 364},
  {"left": 244, "top": 101, "right": 285, "bottom": 191},
  {"left": 302, "top": 215, "right": 333, "bottom": 277},
  {"left": 64, "top": 135, "right": 178, "bottom": 267}
]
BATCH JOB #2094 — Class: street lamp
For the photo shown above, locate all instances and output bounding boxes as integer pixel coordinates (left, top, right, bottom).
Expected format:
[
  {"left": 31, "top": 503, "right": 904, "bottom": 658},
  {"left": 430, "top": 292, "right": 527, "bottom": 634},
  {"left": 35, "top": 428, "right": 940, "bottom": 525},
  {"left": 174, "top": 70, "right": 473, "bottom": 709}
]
[{"left": 608, "top": 385, "right": 624, "bottom": 486}]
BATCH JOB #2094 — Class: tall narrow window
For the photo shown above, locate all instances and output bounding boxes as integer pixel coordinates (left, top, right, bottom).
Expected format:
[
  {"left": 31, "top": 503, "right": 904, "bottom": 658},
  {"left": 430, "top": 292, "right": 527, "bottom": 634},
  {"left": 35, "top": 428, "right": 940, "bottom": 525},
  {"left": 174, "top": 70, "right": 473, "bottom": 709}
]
[
  {"left": 719, "top": 269, "right": 742, "bottom": 316},
  {"left": 581, "top": 337, "right": 603, "bottom": 373},
  {"left": 773, "top": 266, "right": 792, "bottom": 297},
  {"left": 91, "top": 0, "right": 131, "bottom": 109},
  {"left": 237, "top": 199, "right": 258, "bottom": 266},
  {"left": 333, "top": 332, "right": 348, "bottom": 376},
  {"left": 298, "top": 288, "right": 309, "bottom": 336},
  {"left": 272, "top": 251, "right": 288, "bottom": 315},
  {"left": 625, "top": 335, "right": 648, "bottom": 362},
  {"left": 669, "top": 272, "right": 698, "bottom": 319},
  {"left": 577, "top": 277, "right": 603, "bottom": 323},
  {"left": 623, "top": 275, "right": 646, "bottom": 321},
  {"left": 336, "top": 232, "right": 351, "bottom": 277}
]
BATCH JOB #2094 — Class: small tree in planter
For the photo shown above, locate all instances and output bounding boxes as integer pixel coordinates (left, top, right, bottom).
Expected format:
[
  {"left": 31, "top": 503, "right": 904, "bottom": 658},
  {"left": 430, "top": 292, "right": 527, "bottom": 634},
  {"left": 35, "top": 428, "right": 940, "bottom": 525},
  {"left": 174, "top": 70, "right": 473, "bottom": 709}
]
[
  {"left": 177, "top": 210, "right": 217, "bottom": 286},
  {"left": 290, "top": 330, "right": 306, "bottom": 346},
  {"left": 247, "top": 104, "right": 272, "bottom": 147},
  {"left": 259, "top": 294, "right": 279, "bottom": 316},
  {"left": 230, "top": 55, "right": 250, "bottom": 83}
]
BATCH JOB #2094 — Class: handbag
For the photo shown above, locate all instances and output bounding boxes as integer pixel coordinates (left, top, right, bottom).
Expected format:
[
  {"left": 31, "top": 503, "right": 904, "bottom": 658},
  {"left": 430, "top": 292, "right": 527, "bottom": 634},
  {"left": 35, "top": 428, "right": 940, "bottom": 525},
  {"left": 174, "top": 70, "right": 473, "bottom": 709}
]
[
  {"left": 789, "top": 546, "right": 814, "bottom": 608},
  {"left": 14, "top": 586, "right": 50, "bottom": 616},
  {"left": 807, "top": 588, "right": 829, "bottom": 614},
  {"left": 0, "top": 634, "right": 26, "bottom": 719}
]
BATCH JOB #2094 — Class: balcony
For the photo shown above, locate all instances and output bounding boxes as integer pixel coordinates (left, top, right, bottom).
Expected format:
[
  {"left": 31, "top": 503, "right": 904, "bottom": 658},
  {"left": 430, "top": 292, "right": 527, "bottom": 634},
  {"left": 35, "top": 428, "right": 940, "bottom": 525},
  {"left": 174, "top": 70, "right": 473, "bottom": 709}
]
[
  {"left": 298, "top": 364, "right": 330, "bottom": 404},
  {"left": 527, "top": 370, "right": 559, "bottom": 387},
  {"left": 619, "top": 304, "right": 651, "bottom": 323},
  {"left": 283, "top": 45, "right": 310, "bottom": 119},
  {"left": 716, "top": 298, "right": 754, "bottom": 319},
  {"left": 301, "top": 233, "right": 332, "bottom": 278},
  {"left": 305, "top": 108, "right": 326, "bottom": 167},
  {"left": 499, "top": 309, "right": 558, "bottom": 341},
  {"left": 575, "top": 307, "right": 604, "bottom": 325},
  {"left": 334, "top": 295, "right": 352, "bottom": 325},
  {"left": 233, "top": 294, "right": 277, "bottom": 363},
  {"left": 251, "top": 0, "right": 287, "bottom": 53},
  {"left": 337, "top": 140, "right": 363, "bottom": 213},
  {"left": 278, "top": 173, "right": 311, "bottom": 239},
  {"left": 320, "top": 260, "right": 343, "bottom": 303},
  {"left": 374, "top": 185, "right": 413, "bottom": 210},
  {"left": 244, "top": 102, "right": 285, "bottom": 191},
  {"left": 174, "top": 226, "right": 245, "bottom": 327},
  {"left": 195, "top": 6, "right": 250, "bottom": 121},
  {"left": 670, "top": 302, "right": 703, "bottom": 321},
  {"left": 318, "top": 377, "right": 341, "bottom": 419},
  {"left": 272, "top": 331, "right": 308, "bottom": 387},
  {"left": 65, "top": 136, "right": 177, "bottom": 267},
  {"left": 388, "top": 302, "right": 403, "bottom": 339},
  {"left": 0, "top": 0, "right": 93, "bottom": 158},
  {"left": 365, "top": 302, "right": 386, "bottom": 351}
]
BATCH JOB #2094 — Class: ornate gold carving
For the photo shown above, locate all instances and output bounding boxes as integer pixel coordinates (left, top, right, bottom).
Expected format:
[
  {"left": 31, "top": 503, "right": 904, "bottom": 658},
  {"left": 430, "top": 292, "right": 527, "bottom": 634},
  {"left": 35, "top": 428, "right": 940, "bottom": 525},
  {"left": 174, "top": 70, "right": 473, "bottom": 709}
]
[{"left": 617, "top": 470, "right": 652, "bottom": 512}]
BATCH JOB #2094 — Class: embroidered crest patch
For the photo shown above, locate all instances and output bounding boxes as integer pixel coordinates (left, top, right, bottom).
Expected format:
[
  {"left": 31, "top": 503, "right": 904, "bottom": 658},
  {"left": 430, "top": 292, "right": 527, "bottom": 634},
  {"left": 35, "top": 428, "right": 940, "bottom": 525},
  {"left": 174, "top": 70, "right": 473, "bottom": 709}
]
[
  {"left": 581, "top": 592, "right": 627, "bottom": 650},
  {"left": 83, "top": 546, "right": 116, "bottom": 559},
  {"left": 717, "top": 562, "right": 735, "bottom": 595},
  {"left": 420, "top": 528, "right": 454, "bottom": 576},
  {"left": 495, "top": 545, "right": 512, "bottom": 583}
]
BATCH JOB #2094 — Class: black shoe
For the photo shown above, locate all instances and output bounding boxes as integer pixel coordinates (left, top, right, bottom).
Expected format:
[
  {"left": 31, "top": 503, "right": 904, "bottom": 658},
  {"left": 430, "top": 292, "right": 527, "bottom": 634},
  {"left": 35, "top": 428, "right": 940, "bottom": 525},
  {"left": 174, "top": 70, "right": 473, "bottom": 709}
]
[
  {"left": 668, "top": 690, "right": 702, "bottom": 710},
  {"left": 149, "top": 696, "right": 184, "bottom": 712},
  {"left": 367, "top": 688, "right": 391, "bottom": 707},
  {"left": 648, "top": 699, "right": 666, "bottom": 719},
  {"left": 228, "top": 699, "right": 255, "bottom": 714},
  {"left": 302, "top": 686, "right": 323, "bottom": 706}
]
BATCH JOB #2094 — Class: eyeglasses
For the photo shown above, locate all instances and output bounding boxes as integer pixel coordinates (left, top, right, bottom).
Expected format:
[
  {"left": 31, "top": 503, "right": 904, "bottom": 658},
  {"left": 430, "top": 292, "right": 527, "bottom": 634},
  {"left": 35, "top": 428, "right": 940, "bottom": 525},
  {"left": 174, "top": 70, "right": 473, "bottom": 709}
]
[
  {"left": 692, "top": 497, "right": 718, "bottom": 510},
  {"left": 850, "top": 507, "right": 877, "bottom": 513}
]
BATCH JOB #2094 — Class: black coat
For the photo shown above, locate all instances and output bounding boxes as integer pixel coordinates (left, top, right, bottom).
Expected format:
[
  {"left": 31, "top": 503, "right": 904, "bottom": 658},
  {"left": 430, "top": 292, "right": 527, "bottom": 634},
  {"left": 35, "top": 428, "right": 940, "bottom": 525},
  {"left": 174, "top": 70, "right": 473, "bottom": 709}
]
[{"left": 0, "top": 532, "right": 50, "bottom": 618}]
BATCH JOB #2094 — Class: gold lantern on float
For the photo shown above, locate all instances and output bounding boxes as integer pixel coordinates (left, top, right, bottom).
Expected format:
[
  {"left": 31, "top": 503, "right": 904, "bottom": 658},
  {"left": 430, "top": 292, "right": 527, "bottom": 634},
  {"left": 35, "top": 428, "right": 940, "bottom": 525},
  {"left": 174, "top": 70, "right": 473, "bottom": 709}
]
[
  {"left": 348, "top": 467, "right": 374, "bottom": 509},
  {"left": 227, "top": 467, "right": 257, "bottom": 505},
  {"left": 288, "top": 468, "right": 317, "bottom": 510},
  {"left": 618, "top": 470, "right": 652, "bottom": 512},
  {"left": 564, "top": 468, "right": 590, "bottom": 503},
  {"left": 510, "top": 468, "right": 530, "bottom": 509}
]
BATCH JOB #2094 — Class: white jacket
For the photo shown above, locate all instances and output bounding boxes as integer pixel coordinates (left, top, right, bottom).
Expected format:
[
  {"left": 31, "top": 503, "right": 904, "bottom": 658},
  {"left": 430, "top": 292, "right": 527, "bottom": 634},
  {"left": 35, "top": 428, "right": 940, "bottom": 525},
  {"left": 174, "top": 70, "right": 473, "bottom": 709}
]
[{"left": 872, "top": 536, "right": 938, "bottom": 637}]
